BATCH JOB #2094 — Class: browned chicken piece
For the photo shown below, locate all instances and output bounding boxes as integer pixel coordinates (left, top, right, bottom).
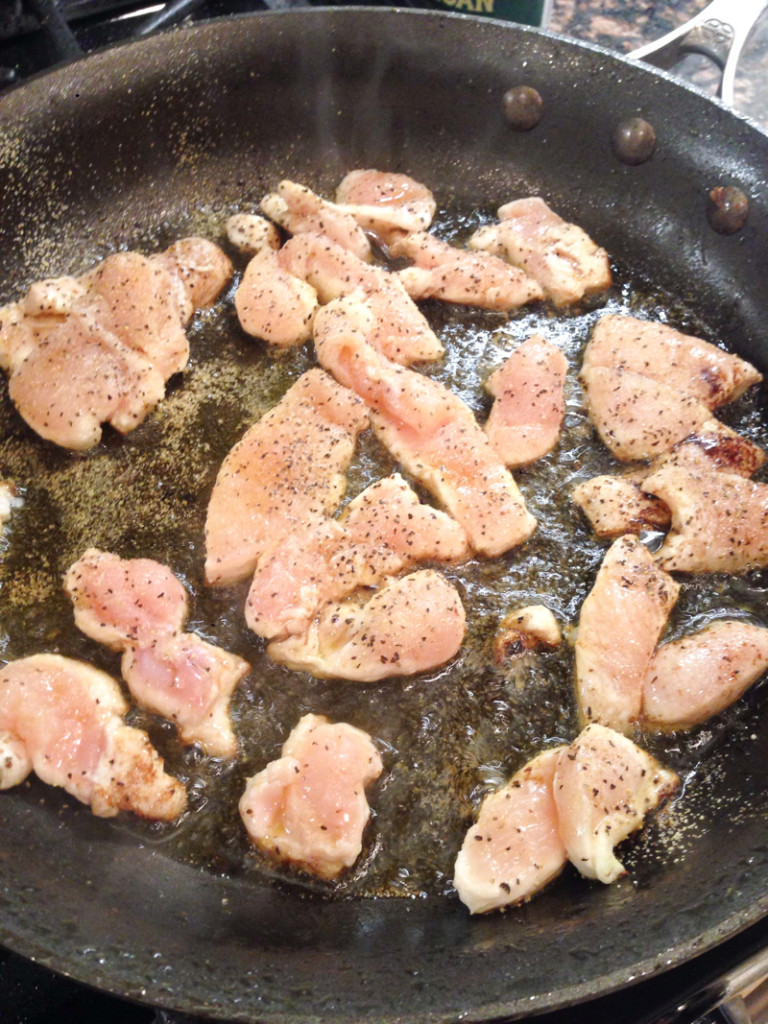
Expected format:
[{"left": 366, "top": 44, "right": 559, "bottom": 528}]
[
  {"left": 0, "top": 239, "right": 232, "bottom": 450},
  {"left": 644, "top": 447, "right": 768, "bottom": 573},
  {"left": 644, "top": 621, "right": 768, "bottom": 731},
  {"left": 493, "top": 604, "right": 562, "bottom": 663},
  {"left": 225, "top": 213, "right": 281, "bottom": 255},
  {"left": 335, "top": 169, "right": 437, "bottom": 246},
  {"left": 575, "top": 535, "right": 680, "bottom": 734},
  {"left": 315, "top": 295, "right": 537, "bottom": 558},
  {"left": 484, "top": 335, "right": 568, "bottom": 468},
  {"left": 391, "top": 232, "right": 543, "bottom": 310},
  {"left": 205, "top": 368, "right": 369, "bottom": 586},
  {"left": 582, "top": 315, "right": 763, "bottom": 410},
  {"left": 268, "top": 569, "right": 466, "bottom": 682},
  {"left": 0, "top": 654, "right": 186, "bottom": 820},
  {"left": 453, "top": 747, "right": 568, "bottom": 914},
  {"left": 260, "top": 180, "right": 372, "bottom": 261},
  {"left": 468, "top": 197, "right": 611, "bottom": 306},
  {"left": 279, "top": 232, "right": 443, "bottom": 364},
  {"left": 234, "top": 246, "right": 318, "bottom": 347}
]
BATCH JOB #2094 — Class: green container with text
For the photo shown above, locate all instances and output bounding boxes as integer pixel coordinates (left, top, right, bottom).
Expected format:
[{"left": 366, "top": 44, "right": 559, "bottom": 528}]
[{"left": 430, "top": 0, "right": 550, "bottom": 25}]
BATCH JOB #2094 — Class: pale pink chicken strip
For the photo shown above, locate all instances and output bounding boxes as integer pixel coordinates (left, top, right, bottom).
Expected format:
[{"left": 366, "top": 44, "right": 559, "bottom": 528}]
[
  {"left": 245, "top": 473, "right": 469, "bottom": 640},
  {"left": 643, "top": 620, "right": 768, "bottom": 731},
  {"left": 64, "top": 547, "right": 189, "bottom": 651},
  {"left": 575, "top": 535, "right": 680, "bottom": 733},
  {"left": 239, "top": 713, "right": 383, "bottom": 878},
  {"left": 260, "top": 180, "right": 372, "bottom": 261},
  {"left": 122, "top": 635, "right": 248, "bottom": 758},
  {"left": 453, "top": 747, "right": 568, "bottom": 914},
  {"left": 280, "top": 233, "right": 443, "bottom": 364},
  {"left": 644, "top": 447, "right": 768, "bottom": 573},
  {"left": 391, "top": 232, "right": 543, "bottom": 310},
  {"left": 484, "top": 335, "right": 568, "bottom": 468},
  {"left": 335, "top": 169, "right": 437, "bottom": 246},
  {"left": 468, "top": 197, "right": 611, "bottom": 306},
  {"left": 0, "top": 654, "right": 186, "bottom": 820},
  {"left": 268, "top": 569, "right": 466, "bottom": 682},
  {"left": 553, "top": 724, "right": 678, "bottom": 884},
  {"left": 205, "top": 368, "right": 369, "bottom": 586},
  {"left": 234, "top": 246, "right": 318, "bottom": 347},
  {"left": 582, "top": 315, "right": 763, "bottom": 410},
  {"left": 314, "top": 296, "right": 536, "bottom": 558},
  {"left": 225, "top": 213, "right": 281, "bottom": 256}
]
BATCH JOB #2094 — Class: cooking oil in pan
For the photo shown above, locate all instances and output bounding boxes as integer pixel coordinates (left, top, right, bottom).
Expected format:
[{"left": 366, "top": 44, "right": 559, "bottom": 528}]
[{"left": 0, "top": 203, "right": 766, "bottom": 902}]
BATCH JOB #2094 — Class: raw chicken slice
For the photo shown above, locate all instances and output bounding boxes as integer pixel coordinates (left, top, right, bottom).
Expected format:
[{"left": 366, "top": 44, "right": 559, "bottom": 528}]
[
  {"left": 122, "top": 635, "right": 248, "bottom": 758},
  {"left": 268, "top": 569, "right": 466, "bottom": 682},
  {"left": 391, "top": 232, "right": 543, "bottom": 310},
  {"left": 575, "top": 535, "right": 679, "bottom": 733},
  {"left": 279, "top": 233, "right": 443, "bottom": 364},
  {"left": 493, "top": 604, "right": 562, "bottom": 663},
  {"left": 582, "top": 315, "right": 762, "bottom": 410},
  {"left": 234, "top": 246, "right": 318, "bottom": 347},
  {"left": 553, "top": 723, "right": 678, "bottom": 883},
  {"left": 453, "top": 747, "right": 568, "bottom": 914},
  {"left": 239, "top": 713, "right": 383, "bottom": 878},
  {"left": 225, "top": 213, "right": 281, "bottom": 255},
  {"left": 205, "top": 368, "right": 369, "bottom": 586},
  {"left": 484, "top": 335, "right": 568, "bottom": 467},
  {"left": 571, "top": 470, "right": 671, "bottom": 539},
  {"left": 0, "top": 653, "right": 186, "bottom": 820},
  {"left": 64, "top": 548, "right": 188, "bottom": 651},
  {"left": 644, "top": 449, "right": 768, "bottom": 573},
  {"left": 644, "top": 620, "right": 768, "bottom": 731},
  {"left": 260, "top": 180, "right": 372, "bottom": 261},
  {"left": 468, "top": 198, "right": 611, "bottom": 306},
  {"left": 315, "top": 296, "right": 536, "bottom": 557},
  {"left": 580, "top": 365, "right": 712, "bottom": 462},
  {"left": 335, "top": 170, "right": 437, "bottom": 245},
  {"left": 154, "top": 237, "right": 234, "bottom": 311},
  {"left": 246, "top": 473, "right": 469, "bottom": 640}
]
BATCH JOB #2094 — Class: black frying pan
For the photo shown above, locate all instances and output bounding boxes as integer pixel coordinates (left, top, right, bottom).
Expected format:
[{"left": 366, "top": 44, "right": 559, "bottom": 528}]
[{"left": 1, "top": 9, "right": 768, "bottom": 1022}]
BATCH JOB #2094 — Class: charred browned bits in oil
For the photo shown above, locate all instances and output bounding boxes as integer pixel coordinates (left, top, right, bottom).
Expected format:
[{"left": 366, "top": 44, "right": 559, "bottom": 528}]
[
  {"left": 707, "top": 186, "right": 749, "bottom": 234},
  {"left": 612, "top": 117, "right": 656, "bottom": 166},
  {"left": 503, "top": 86, "right": 543, "bottom": 131}
]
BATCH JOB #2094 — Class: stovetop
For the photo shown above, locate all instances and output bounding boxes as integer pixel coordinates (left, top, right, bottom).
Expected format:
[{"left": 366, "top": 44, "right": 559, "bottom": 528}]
[{"left": 2, "top": 2, "right": 768, "bottom": 1023}]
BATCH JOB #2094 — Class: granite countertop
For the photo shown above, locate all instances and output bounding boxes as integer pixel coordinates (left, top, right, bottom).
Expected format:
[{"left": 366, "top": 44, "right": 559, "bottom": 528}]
[{"left": 549, "top": 0, "right": 768, "bottom": 130}]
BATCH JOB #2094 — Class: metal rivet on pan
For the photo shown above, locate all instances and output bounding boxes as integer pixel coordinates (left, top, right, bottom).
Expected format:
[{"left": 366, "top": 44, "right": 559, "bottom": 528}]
[
  {"left": 502, "top": 86, "right": 543, "bottom": 130},
  {"left": 612, "top": 117, "right": 656, "bottom": 165},
  {"left": 707, "top": 186, "right": 749, "bottom": 234}
]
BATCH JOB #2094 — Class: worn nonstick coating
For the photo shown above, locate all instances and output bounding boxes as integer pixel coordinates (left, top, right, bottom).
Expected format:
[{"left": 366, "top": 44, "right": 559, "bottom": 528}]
[{"left": 1, "top": 9, "right": 768, "bottom": 1022}]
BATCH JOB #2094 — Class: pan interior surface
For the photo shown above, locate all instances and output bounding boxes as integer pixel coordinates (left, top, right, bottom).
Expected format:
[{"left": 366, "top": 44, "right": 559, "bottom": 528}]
[{"left": 1, "top": 9, "right": 768, "bottom": 1022}]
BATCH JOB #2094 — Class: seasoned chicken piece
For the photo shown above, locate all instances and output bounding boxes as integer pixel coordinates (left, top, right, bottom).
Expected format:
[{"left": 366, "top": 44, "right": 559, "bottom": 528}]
[
  {"left": 260, "top": 180, "right": 372, "bottom": 261},
  {"left": 0, "top": 654, "right": 186, "bottom": 820},
  {"left": 122, "top": 635, "right": 248, "bottom": 758},
  {"left": 0, "top": 302, "right": 57, "bottom": 372},
  {"left": 154, "top": 237, "right": 234, "bottom": 312},
  {"left": 23, "top": 275, "right": 87, "bottom": 316},
  {"left": 580, "top": 365, "right": 712, "bottom": 462},
  {"left": 246, "top": 474, "right": 469, "bottom": 640},
  {"left": 225, "top": 213, "right": 281, "bottom": 255},
  {"left": 644, "top": 620, "right": 768, "bottom": 731},
  {"left": 64, "top": 548, "right": 188, "bottom": 651},
  {"left": 268, "top": 569, "right": 466, "bottom": 682},
  {"left": 391, "top": 232, "right": 543, "bottom": 310},
  {"left": 468, "top": 198, "right": 611, "bottom": 306},
  {"left": 280, "top": 233, "right": 443, "bottom": 364},
  {"left": 575, "top": 535, "right": 679, "bottom": 733},
  {"left": 553, "top": 724, "right": 678, "bottom": 884},
  {"left": 234, "top": 246, "right": 318, "bottom": 347},
  {"left": 484, "top": 335, "right": 568, "bottom": 468},
  {"left": 335, "top": 169, "right": 437, "bottom": 245},
  {"left": 453, "top": 747, "right": 568, "bottom": 914},
  {"left": 644, "top": 448, "right": 768, "bottom": 573},
  {"left": 205, "top": 368, "right": 368, "bottom": 586},
  {"left": 240, "top": 713, "right": 382, "bottom": 878},
  {"left": 0, "top": 480, "right": 20, "bottom": 536},
  {"left": 572, "top": 471, "right": 672, "bottom": 539},
  {"left": 315, "top": 296, "right": 536, "bottom": 558},
  {"left": 582, "top": 315, "right": 763, "bottom": 410},
  {"left": 493, "top": 604, "right": 562, "bottom": 663}
]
